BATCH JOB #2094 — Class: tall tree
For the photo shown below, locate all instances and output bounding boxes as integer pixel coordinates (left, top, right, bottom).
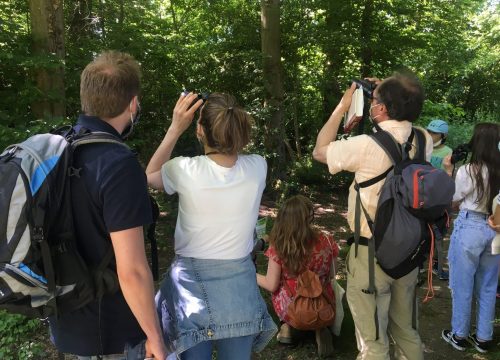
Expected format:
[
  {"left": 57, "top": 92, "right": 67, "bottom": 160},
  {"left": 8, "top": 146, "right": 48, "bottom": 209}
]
[
  {"left": 28, "top": 0, "right": 65, "bottom": 119},
  {"left": 260, "top": 0, "right": 286, "bottom": 186}
]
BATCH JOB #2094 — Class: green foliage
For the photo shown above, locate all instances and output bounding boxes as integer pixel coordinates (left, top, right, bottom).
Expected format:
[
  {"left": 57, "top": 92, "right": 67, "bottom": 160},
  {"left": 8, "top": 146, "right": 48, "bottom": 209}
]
[
  {"left": 0, "top": 118, "right": 69, "bottom": 151},
  {"left": 416, "top": 99, "right": 495, "bottom": 149},
  {"left": 0, "top": 311, "right": 44, "bottom": 359},
  {"left": 419, "top": 100, "right": 466, "bottom": 125},
  {"left": 291, "top": 157, "right": 353, "bottom": 190},
  {"left": 1, "top": 0, "right": 498, "bottom": 192}
]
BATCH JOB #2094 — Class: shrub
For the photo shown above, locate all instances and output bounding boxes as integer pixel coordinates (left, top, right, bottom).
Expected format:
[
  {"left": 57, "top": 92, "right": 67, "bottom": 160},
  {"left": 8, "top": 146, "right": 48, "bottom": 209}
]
[{"left": 0, "top": 311, "right": 45, "bottom": 359}]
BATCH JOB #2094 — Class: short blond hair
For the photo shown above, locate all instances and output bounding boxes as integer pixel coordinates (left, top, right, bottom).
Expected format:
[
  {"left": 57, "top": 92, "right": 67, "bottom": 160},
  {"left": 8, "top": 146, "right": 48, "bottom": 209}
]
[
  {"left": 80, "top": 51, "right": 141, "bottom": 118},
  {"left": 199, "top": 93, "right": 253, "bottom": 154}
]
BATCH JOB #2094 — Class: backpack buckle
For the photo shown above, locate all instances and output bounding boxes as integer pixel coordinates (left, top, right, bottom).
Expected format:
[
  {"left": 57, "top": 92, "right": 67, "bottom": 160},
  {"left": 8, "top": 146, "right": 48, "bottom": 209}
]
[
  {"left": 33, "top": 227, "right": 44, "bottom": 242},
  {"left": 2, "top": 147, "right": 17, "bottom": 162},
  {"left": 68, "top": 167, "right": 82, "bottom": 178}
]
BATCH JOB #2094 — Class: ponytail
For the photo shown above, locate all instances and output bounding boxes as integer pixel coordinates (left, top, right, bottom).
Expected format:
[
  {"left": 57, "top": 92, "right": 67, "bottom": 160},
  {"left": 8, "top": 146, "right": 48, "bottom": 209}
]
[{"left": 199, "top": 93, "right": 253, "bottom": 154}]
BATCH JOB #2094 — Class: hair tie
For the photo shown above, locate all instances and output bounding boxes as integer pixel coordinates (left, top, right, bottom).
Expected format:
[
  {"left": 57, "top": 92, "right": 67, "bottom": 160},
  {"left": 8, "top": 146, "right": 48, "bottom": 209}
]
[{"left": 227, "top": 107, "right": 233, "bottom": 111}]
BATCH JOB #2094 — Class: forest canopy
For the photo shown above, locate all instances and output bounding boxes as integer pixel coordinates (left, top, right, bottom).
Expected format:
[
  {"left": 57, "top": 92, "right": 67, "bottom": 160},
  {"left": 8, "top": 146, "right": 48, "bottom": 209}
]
[{"left": 1, "top": 0, "right": 498, "bottom": 192}]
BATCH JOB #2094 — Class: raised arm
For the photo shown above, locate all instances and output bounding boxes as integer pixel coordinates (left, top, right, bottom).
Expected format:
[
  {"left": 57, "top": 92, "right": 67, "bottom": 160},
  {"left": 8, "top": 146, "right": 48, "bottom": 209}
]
[
  {"left": 312, "top": 83, "right": 356, "bottom": 164},
  {"left": 146, "top": 93, "right": 203, "bottom": 190}
]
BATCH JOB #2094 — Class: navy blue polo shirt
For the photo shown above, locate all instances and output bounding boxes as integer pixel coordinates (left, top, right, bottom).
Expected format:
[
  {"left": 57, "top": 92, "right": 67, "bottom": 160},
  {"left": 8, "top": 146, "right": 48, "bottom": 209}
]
[{"left": 49, "top": 115, "right": 152, "bottom": 356}]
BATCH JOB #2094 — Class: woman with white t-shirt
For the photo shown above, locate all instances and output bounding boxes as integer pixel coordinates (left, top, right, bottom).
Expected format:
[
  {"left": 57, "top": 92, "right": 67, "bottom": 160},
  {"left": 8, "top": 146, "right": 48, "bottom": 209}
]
[
  {"left": 441, "top": 122, "right": 500, "bottom": 354},
  {"left": 146, "top": 92, "right": 277, "bottom": 360}
]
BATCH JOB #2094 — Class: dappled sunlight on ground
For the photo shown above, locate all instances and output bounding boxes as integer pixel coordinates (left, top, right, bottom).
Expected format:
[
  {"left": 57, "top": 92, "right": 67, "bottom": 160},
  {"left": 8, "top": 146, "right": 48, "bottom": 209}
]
[{"left": 151, "top": 191, "right": 500, "bottom": 359}]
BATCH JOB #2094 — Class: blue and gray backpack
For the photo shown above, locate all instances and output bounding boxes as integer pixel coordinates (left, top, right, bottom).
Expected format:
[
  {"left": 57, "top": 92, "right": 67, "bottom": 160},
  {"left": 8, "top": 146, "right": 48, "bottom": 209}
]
[
  {"left": 353, "top": 128, "right": 455, "bottom": 290},
  {"left": 0, "top": 127, "right": 129, "bottom": 318}
]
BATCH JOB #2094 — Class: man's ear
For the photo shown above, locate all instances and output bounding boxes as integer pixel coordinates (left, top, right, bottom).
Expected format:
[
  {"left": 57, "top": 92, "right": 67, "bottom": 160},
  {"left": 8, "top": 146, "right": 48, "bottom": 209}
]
[
  {"left": 129, "top": 96, "right": 138, "bottom": 113},
  {"left": 379, "top": 102, "right": 388, "bottom": 115}
]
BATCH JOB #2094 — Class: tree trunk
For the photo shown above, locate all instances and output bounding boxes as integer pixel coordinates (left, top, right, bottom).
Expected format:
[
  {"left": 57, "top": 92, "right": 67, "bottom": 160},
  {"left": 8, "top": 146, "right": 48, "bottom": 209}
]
[
  {"left": 119, "top": 0, "right": 125, "bottom": 27},
  {"left": 322, "top": 0, "right": 349, "bottom": 122},
  {"left": 260, "top": 0, "right": 286, "bottom": 186},
  {"left": 98, "top": 0, "right": 106, "bottom": 40},
  {"left": 28, "top": 0, "right": 65, "bottom": 120},
  {"left": 359, "top": 0, "right": 374, "bottom": 78},
  {"left": 67, "top": 0, "right": 94, "bottom": 68},
  {"left": 357, "top": 0, "right": 374, "bottom": 135},
  {"left": 170, "top": 0, "right": 179, "bottom": 33},
  {"left": 68, "top": 0, "right": 92, "bottom": 39}
]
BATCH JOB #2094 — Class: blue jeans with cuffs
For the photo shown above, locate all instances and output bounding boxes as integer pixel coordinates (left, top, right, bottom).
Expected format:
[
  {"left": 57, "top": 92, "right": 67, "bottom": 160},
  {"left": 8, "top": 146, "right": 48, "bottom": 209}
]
[{"left": 448, "top": 209, "right": 498, "bottom": 341}]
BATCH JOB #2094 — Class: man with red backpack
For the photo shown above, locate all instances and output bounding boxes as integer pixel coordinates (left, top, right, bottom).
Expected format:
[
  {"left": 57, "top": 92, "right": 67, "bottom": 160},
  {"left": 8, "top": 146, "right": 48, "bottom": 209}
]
[{"left": 313, "top": 72, "right": 433, "bottom": 360}]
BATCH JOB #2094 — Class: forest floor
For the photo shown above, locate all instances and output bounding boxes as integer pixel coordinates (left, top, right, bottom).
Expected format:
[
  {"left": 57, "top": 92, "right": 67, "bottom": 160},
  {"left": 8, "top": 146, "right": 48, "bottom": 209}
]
[
  {"left": 48, "top": 189, "right": 500, "bottom": 359},
  {"left": 251, "top": 190, "right": 500, "bottom": 360}
]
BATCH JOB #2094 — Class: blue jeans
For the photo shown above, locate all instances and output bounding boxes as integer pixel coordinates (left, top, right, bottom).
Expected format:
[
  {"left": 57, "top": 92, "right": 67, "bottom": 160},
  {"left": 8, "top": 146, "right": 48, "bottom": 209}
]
[
  {"left": 448, "top": 209, "right": 498, "bottom": 341},
  {"left": 76, "top": 340, "right": 146, "bottom": 360},
  {"left": 156, "top": 255, "right": 276, "bottom": 356},
  {"left": 180, "top": 335, "right": 254, "bottom": 360}
]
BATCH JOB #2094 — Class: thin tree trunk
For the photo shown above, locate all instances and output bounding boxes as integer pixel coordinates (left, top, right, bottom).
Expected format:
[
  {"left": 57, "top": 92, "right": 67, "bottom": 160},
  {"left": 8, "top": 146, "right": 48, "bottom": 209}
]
[
  {"left": 69, "top": 0, "right": 91, "bottom": 38},
  {"left": 322, "top": 0, "right": 347, "bottom": 122},
  {"left": 260, "top": 0, "right": 286, "bottom": 185},
  {"left": 357, "top": 0, "right": 374, "bottom": 135},
  {"left": 119, "top": 0, "right": 124, "bottom": 27},
  {"left": 170, "top": 0, "right": 179, "bottom": 33},
  {"left": 293, "top": 99, "right": 301, "bottom": 159},
  {"left": 28, "top": 0, "right": 65, "bottom": 120},
  {"left": 98, "top": 0, "right": 106, "bottom": 40},
  {"left": 359, "top": 0, "right": 374, "bottom": 78}
]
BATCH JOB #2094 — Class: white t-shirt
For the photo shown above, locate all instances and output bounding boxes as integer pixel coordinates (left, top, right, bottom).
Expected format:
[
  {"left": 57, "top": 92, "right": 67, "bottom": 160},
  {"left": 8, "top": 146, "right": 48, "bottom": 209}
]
[
  {"left": 161, "top": 154, "right": 267, "bottom": 259},
  {"left": 453, "top": 164, "right": 489, "bottom": 213}
]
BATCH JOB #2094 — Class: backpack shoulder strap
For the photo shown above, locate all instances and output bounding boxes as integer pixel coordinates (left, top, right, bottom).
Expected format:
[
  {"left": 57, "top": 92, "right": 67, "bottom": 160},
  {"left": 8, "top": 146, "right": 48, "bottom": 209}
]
[
  {"left": 51, "top": 125, "right": 129, "bottom": 149},
  {"left": 63, "top": 127, "right": 129, "bottom": 286},
  {"left": 369, "top": 129, "right": 403, "bottom": 165},
  {"left": 412, "top": 128, "right": 426, "bottom": 161},
  {"left": 355, "top": 129, "right": 402, "bottom": 190},
  {"left": 71, "top": 131, "right": 128, "bottom": 149}
]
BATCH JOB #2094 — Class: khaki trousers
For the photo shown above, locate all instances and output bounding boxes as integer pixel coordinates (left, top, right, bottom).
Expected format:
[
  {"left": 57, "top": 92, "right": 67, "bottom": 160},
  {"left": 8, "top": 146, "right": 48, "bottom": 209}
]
[{"left": 346, "top": 246, "right": 424, "bottom": 360}]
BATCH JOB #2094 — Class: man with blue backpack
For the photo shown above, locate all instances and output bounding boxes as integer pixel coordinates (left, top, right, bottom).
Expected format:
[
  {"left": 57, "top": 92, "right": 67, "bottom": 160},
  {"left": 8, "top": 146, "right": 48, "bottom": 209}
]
[
  {"left": 314, "top": 72, "right": 454, "bottom": 360},
  {"left": 47, "top": 51, "right": 167, "bottom": 359},
  {"left": 0, "top": 51, "right": 166, "bottom": 359}
]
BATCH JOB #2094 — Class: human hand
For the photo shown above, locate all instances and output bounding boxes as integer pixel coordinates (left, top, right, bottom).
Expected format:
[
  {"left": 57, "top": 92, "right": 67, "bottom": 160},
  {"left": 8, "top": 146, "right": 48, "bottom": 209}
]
[
  {"left": 488, "top": 215, "right": 500, "bottom": 233},
  {"left": 145, "top": 337, "right": 168, "bottom": 360},
  {"left": 338, "top": 82, "right": 357, "bottom": 113},
  {"left": 364, "top": 77, "right": 382, "bottom": 86},
  {"left": 170, "top": 92, "right": 204, "bottom": 134},
  {"left": 442, "top": 154, "right": 453, "bottom": 176}
]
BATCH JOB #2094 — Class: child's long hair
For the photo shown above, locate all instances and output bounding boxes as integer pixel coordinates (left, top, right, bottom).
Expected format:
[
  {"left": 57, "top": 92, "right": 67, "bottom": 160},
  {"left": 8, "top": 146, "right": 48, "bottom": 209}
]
[
  {"left": 268, "top": 195, "right": 318, "bottom": 275},
  {"left": 466, "top": 122, "right": 500, "bottom": 211}
]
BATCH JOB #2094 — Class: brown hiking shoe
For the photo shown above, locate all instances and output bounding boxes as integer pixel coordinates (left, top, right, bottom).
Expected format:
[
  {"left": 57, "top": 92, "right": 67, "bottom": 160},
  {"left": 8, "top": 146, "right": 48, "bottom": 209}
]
[{"left": 315, "top": 327, "right": 334, "bottom": 357}]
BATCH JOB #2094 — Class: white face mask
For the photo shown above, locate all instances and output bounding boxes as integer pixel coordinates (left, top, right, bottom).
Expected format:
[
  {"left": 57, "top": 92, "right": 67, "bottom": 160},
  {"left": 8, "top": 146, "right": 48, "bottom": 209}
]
[
  {"left": 122, "top": 103, "right": 141, "bottom": 139},
  {"left": 433, "top": 139, "right": 442, "bottom": 148},
  {"left": 369, "top": 103, "right": 382, "bottom": 122}
]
